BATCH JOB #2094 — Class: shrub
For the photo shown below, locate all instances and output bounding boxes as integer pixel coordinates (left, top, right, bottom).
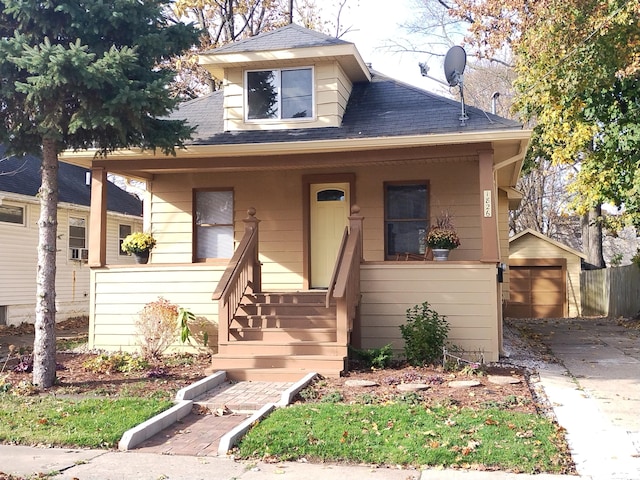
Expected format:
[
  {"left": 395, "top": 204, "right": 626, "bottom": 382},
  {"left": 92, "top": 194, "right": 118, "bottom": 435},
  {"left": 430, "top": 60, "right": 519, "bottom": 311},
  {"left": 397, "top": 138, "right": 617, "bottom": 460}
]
[
  {"left": 82, "top": 352, "right": 149, "bottom": 374},
  {"left": 399, "top": 301, "right": 449, "bottom": 366},
  {"left": 136, "top": 297, "right": 180, "bottom": 360},
  {"left": 632, "top": 249, "right": 640, "bottom": 268},
  {"left": 349, "top": 344, "right": 393, "bottom": 370}
]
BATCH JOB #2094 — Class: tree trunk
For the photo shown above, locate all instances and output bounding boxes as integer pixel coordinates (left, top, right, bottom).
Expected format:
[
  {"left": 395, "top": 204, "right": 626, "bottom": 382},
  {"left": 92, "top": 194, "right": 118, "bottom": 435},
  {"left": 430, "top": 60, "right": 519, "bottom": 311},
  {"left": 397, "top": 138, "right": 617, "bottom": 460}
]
[
  {"left": 581, "top": 205, "right": 606, "bottom": 269},
  {"left": 33, "top": 138, "right": 59, "bottom": 388}
]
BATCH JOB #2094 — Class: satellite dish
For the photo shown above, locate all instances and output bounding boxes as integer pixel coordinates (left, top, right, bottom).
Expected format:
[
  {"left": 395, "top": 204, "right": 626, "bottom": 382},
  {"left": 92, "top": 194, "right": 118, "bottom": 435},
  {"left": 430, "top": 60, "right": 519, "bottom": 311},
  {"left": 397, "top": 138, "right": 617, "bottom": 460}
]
[{"left": 443, "top": 46, "right": 467, "bottom": 87}]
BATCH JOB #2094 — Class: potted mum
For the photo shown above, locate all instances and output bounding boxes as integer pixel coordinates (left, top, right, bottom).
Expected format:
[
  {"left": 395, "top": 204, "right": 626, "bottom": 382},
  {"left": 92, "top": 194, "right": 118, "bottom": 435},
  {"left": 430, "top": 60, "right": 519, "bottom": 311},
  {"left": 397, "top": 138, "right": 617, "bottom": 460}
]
[
  {"left": 426, "top": 210, "right": 460, "bottom": 261},
  {"left": 121, "top": 232, "right": 156, "bottom": 264}
]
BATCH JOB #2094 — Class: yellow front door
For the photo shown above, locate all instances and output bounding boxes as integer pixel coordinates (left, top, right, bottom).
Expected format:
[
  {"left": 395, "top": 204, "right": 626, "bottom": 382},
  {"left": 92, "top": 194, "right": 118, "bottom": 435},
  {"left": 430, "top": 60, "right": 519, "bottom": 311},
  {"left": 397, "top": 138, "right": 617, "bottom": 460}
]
[{"left": 310, "top": 183, "right": 350, "bottom": 288}]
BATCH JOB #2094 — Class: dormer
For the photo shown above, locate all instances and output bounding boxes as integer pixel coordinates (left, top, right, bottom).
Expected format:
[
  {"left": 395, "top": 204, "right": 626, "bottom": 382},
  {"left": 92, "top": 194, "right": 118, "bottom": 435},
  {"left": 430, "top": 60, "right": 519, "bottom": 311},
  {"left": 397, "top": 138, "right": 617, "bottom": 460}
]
[{"left": 199, "top": 24, "right": 371, "bottom": 131}]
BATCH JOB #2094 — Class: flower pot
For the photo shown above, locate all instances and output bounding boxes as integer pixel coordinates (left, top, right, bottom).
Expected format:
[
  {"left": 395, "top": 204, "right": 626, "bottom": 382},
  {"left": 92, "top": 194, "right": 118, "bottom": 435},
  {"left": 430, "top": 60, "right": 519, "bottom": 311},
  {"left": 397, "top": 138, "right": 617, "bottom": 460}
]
[
  {"left": 432, "top": 249, "right": 450, "bottom": 261},
  {"left": 133, "top": 251, "right": 150, "bottom": 264}
]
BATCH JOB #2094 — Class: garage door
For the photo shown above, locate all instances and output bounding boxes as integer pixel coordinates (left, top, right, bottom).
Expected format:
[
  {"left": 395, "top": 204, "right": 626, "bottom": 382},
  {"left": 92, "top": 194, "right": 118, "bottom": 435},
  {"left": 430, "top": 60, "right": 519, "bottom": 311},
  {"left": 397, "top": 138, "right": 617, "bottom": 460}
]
[{"left": 506, "top": 265, "right": 565, "bottom": 318}]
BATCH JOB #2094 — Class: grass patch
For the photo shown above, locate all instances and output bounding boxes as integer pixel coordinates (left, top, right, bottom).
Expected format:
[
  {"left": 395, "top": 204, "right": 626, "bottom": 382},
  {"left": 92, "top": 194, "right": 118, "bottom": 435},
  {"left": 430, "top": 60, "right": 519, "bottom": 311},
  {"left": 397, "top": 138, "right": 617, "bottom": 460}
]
[
  {"left": 56, "top": 334, "right": 89, "bottom": 351},
  {"left": 0, "top": 394, "right": 171, "bottom": 448},
  {"left": 237, "top": 403, "right": 569, "bottom": 473}
]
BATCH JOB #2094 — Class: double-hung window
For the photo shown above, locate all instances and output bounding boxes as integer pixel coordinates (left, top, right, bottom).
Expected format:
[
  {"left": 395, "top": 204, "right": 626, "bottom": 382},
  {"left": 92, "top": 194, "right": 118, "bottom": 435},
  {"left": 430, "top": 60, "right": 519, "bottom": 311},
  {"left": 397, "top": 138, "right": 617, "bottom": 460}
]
[
  {"left": 194, "top": 190, "right": 234, "bottom": 261},
  {"left": 246, "top": 67, "right": 314, "bottom": 120},
  {"left": 119, "top": 224, "right": 132, "bottom": 256},
  {"left": 0, "top": 203, "right": 25, "bottom": 225},
  {"left": 384, "top": 182, "right": 429, "bottom": 258}
]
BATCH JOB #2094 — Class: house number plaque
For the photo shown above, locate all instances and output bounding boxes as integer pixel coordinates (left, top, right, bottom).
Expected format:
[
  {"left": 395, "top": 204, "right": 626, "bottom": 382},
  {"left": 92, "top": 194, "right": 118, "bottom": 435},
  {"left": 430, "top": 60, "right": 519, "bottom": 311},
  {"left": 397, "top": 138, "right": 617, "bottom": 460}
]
[{"left": 483, "top": 190, "right": 492, "bottom": 217}]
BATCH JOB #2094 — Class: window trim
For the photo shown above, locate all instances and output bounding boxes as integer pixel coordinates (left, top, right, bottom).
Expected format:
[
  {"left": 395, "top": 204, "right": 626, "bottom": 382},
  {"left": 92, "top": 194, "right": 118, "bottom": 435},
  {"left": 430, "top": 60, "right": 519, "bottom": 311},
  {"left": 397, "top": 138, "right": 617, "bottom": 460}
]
[
  {"left": 192, "top": 188, "right": 235, "bottom": 263},
  {"left": 118, "top": 224, "right": 132, "bottom": 256},
  {"left": 383, "top": 180, "right": 430, "bottom": 260},
  {"left": 244, "top": 66, "right": 315, "bottom": 122},
  {"left": 68, "top": 215, "right": 88, "bottom": 262},
  {"left": 0, "top": 202, "right": 26, "bottom": 226}
]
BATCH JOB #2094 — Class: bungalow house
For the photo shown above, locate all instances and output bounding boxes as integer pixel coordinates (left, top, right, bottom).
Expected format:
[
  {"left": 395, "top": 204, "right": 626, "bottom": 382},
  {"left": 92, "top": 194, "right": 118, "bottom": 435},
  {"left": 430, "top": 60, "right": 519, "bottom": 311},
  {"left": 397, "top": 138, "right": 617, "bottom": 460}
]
[
  {"left": 0, "top": 147, "right": 142, "bottom": 326},
  {"left": 61, "top": 24, "right": 531, "bottom": 380}
]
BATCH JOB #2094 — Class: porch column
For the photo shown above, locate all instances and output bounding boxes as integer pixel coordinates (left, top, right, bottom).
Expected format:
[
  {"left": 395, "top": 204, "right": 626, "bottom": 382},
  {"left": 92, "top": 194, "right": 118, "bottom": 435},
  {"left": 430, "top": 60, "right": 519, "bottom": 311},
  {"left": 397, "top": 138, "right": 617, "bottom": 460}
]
[
  {"left": 478, "top": 149, "right": 499, "bottom": 263},
  {"left": 88, "top": 166, "right": 107, "bottom": 267}
]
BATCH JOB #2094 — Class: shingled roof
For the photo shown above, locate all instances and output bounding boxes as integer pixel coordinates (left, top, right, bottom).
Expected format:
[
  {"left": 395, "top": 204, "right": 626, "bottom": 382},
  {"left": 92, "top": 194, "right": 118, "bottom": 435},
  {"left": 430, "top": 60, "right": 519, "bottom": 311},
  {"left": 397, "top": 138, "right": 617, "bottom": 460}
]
[
  {"left": 170, "top": 70, "right": 522, "bottom": 146},
  {"left": 202, "top": 23, "right": 350, "bottom": 55},
  {"left": 0, "top": 146, "right": 142, "bottom": 216}
]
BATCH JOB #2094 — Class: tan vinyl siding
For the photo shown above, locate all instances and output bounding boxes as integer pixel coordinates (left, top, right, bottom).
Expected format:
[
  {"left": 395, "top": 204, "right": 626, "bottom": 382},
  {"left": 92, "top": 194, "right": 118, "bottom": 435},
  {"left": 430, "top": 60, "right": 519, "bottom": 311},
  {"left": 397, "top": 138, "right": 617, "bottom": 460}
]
[
  {"left": 360, "top": 263, "right": 499, "bottom": 362},
  {"left": 148, "top": 158, "right": 483, "bottom": 287},
  {"left": 223, "top": 61, "right": 352, "bottom": 131},
  {"left": 509, "top": 234, "right": 582, "bottom": 317},
  {"left": 89, "top": 265, "right": 222, "bottom": 352},
  {"left": 0, "top": 197, "right": 140, "bottom": 326}
]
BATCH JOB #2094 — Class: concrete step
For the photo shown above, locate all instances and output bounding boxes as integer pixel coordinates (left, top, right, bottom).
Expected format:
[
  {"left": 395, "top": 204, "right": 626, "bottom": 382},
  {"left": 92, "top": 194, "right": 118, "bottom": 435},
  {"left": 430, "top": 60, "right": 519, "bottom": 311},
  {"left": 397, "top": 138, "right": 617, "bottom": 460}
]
[
  {"left": 229, "top": 327, "right": 336, "bottom": 342},
  {"left": 221, "top": 367, "right": 341, "bottom": 382}
]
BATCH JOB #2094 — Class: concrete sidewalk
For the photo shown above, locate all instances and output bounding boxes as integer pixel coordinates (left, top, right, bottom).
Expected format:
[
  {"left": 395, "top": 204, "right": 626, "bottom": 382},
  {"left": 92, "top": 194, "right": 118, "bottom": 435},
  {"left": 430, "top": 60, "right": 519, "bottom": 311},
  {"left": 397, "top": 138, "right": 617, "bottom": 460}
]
[
  {"left": 0, "top": 445, "right": 572, "bottom": 480},
  {"left": 512, "top": 318, "right": 640, "bottom": 480}
]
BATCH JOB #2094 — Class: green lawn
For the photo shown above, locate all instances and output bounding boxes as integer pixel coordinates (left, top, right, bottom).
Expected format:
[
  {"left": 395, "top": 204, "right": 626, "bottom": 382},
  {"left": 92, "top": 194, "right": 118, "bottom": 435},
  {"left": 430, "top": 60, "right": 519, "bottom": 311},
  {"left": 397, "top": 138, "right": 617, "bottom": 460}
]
[
  {"left": 0, "top": 394, "right": 171, "bottom": 448},
  {"left": 237, "top": 403, "right": 571, "bottom": 474}
]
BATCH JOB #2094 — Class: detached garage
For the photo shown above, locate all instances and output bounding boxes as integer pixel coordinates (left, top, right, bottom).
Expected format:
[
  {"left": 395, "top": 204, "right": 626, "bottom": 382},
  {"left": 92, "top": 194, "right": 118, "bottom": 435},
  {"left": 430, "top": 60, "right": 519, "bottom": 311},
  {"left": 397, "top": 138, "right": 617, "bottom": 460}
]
[{"left": 506, "top": 229, "right": 586, "bottom": 318}]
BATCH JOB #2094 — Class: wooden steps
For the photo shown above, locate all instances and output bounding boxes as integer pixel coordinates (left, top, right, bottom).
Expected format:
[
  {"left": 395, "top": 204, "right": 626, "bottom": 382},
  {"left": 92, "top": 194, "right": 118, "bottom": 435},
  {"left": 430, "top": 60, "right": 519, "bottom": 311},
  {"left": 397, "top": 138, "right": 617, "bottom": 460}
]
[{"left": 212, "top": 291, "right": 347, "bottom": 381}]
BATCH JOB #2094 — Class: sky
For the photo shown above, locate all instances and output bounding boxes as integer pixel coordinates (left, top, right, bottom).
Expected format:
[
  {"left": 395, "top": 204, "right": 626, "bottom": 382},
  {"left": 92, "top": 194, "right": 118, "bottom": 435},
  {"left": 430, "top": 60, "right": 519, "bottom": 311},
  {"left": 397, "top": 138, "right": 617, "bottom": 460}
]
[{"left": 330, "top": 0, "right": 449, "bottom": 93}]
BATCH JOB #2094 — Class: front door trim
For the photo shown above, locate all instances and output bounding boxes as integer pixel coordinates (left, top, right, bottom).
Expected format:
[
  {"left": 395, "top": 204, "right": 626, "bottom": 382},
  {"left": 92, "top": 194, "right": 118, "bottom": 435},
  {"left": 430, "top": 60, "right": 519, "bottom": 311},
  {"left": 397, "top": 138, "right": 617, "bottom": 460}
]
[{"left": 302, "top": 173, "right": 356, "bottom": 290}]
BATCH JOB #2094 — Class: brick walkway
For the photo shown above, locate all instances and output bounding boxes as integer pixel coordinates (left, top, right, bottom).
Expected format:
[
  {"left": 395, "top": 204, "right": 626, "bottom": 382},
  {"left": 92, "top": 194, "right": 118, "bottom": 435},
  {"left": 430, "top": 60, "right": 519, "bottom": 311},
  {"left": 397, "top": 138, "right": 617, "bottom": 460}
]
[{"left": 135, "top": 381, "right": 294, "bottom": 456}]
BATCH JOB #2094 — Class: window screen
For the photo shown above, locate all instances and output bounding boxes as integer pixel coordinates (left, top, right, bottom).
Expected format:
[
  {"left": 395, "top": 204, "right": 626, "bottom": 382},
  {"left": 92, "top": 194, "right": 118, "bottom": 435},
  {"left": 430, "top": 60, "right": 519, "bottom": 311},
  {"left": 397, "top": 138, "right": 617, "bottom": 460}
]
[
  {"left": 195, "top": 190, "right": 234, "bottom": 259},
  {"left": 384, "top": 183, "right": 429, "bottom": 258}
]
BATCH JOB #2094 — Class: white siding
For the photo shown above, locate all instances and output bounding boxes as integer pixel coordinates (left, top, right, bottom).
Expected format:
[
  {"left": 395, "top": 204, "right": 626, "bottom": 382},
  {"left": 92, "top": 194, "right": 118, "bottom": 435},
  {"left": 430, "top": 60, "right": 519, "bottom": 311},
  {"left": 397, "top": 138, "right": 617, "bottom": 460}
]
[
  {"left": 0, "top": 196, "right": 141, "bottom": 326},
  {"left": 90, "top": 265, "right": 222, "bottom": 353}
]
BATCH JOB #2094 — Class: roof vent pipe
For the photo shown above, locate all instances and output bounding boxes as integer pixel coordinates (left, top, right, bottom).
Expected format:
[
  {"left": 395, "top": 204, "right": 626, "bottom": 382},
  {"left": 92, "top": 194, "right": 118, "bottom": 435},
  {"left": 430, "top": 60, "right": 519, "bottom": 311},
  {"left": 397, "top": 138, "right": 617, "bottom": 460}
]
[{"left": 491, "top": 91, "right": 500, "bottom": 115}]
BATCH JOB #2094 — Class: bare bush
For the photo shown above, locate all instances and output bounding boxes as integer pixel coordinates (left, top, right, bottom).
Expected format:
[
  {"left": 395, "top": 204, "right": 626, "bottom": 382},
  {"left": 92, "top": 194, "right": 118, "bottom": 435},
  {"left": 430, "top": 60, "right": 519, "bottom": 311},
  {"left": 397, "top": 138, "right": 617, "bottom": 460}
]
[{"left": 136, "top": 297, "right": 179, "bottom": 361}]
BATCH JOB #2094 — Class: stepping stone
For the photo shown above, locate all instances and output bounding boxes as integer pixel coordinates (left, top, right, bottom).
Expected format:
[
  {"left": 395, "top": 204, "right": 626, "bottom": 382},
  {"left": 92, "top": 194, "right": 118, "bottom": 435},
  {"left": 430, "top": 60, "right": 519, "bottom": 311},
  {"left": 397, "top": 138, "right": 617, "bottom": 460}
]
[
  {"left": 488, "top": 375, "right": 521, "bottom": 385},
  {"left": 397, "top": 383, "right": 430, "bottom": 392},
  {"left": 345, "top": 379, "right": 379, "bottom": 387},
  {"left": 448, "top": 380, "right": 481, "bottom": 388}
]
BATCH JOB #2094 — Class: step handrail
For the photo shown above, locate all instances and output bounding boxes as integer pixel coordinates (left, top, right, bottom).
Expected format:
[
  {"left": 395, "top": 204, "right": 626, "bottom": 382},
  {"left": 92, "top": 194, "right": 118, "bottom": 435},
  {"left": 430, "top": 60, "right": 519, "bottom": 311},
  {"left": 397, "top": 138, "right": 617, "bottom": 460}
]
[
  {"left": 328, "top": 206, "right": 364, "bottom": 347},
  {"left": 212, "top": 208, "right": 261, "bottom": 342},
  {"left": 326, "top": 227, "right": 349, "bottom": 308}
]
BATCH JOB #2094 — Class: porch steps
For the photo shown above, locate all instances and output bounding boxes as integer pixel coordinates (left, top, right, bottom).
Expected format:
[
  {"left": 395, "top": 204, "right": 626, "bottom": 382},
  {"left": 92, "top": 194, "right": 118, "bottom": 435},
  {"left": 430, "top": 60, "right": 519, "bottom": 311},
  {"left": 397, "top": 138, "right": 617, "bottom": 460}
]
[{"left": 212, "top": 291, "right": 347, "bottom": 381}]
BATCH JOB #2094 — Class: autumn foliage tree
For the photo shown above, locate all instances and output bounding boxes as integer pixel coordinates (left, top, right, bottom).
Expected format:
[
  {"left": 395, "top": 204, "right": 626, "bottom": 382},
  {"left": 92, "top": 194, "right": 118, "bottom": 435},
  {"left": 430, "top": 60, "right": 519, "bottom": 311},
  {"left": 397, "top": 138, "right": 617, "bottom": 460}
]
[
  {"left": 0, "top": 0, "right": 198, "bottom": 387},
  {"left": 431, "top": 0, "right": 639, "bottom": 266}
]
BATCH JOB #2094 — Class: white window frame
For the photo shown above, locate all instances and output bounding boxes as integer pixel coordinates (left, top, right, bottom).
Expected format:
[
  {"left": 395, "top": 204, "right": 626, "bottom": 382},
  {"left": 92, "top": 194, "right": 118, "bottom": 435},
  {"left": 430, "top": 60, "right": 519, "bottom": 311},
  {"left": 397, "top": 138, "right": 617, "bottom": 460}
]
[
  {"left": 244, "top": 66, "right": 315, "bottom": 122},
  {"left": 118, "top": 224, "right": 132, "bottom": 256},
  {"left": 0, "top": 202, "right": 26, "bottom": 226},
  {"left": 68, "top": 215, "right": 87, "bottom": 261}
]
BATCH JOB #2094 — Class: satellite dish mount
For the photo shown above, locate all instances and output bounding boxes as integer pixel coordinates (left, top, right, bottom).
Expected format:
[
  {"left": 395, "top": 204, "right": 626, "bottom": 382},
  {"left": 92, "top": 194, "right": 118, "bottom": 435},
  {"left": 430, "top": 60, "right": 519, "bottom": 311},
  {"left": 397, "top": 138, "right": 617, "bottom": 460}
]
[{"left": 444, "top": 46, "right": 468, "bottom": 126}]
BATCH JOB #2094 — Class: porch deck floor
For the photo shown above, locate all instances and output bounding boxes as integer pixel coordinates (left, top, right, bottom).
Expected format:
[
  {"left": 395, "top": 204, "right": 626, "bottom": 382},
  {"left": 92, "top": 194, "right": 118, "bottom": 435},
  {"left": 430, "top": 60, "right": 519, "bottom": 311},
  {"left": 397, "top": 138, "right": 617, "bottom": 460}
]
[{"left": 134, "top": 380, "right": 295, "bottom": 456}]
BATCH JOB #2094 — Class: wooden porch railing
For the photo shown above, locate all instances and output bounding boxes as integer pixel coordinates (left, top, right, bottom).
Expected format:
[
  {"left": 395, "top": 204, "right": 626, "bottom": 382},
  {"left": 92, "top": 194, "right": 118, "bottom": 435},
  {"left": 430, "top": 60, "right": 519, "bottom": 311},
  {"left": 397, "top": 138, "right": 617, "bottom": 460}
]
[
  {"left": 329, "top": 205, "right": 364, "bottom": 348},
  {"left": 212, "top": 208, "right": 261, "bottom": 343}
]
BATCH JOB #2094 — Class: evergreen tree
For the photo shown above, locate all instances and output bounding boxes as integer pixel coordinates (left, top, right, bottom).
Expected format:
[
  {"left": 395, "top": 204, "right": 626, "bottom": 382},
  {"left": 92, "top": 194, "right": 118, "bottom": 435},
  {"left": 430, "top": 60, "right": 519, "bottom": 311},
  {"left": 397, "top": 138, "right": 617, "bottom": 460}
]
[{"left": 0, "top": 0, "right": 199, "bottom": 387}]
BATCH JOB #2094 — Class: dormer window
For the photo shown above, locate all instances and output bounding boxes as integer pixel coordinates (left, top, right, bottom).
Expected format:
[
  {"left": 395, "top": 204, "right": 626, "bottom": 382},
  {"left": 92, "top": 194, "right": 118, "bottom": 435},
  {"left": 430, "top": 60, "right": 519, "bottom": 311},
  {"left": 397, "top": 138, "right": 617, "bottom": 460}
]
[{"left": 246, "top": 67, "right": 314, "bottom": 121}]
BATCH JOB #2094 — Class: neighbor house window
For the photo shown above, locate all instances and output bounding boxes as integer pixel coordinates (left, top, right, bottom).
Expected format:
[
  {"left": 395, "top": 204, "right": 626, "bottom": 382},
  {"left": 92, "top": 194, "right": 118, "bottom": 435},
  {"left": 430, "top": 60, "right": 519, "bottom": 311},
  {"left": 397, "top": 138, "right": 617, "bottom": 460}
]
[
  {"left": 69, "top": 217, "right": 86, "bottom": 249},
  {"left": 246, "top": 67, "right": 313, "bottom": 120},
  {"left": 0, "top": 204, "right": 25, "bottom": 225},
  {"left": 384, "top": 182, "right": 429, "bottom": 258},
  {"left": 119, "top": 224, "right": 132, "bottom": 256},
  {"left": 194, "top": 190, "right": 234, "bottom": 260}
]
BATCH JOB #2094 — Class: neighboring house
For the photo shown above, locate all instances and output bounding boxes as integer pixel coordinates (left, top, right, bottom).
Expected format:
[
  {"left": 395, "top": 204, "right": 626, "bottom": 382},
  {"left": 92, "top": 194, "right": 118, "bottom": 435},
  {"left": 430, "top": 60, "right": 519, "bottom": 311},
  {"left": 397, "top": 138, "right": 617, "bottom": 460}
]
[
  {"left": 61, "top": 24, "right": 531, "bottom": 379},
  {"left": 0, "top": 147, "right": 143, "bottom": 326},
  {"left": 507, "top": 228, "right": 586, "bottom": 318}
]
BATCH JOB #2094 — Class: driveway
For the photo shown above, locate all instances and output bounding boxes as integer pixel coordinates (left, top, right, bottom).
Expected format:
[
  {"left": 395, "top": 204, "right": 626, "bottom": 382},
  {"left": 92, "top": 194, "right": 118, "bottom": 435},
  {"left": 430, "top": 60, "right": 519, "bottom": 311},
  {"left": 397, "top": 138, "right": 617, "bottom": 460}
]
[{"left": 509, "top": 317, "right": 640, "bottom": 480}]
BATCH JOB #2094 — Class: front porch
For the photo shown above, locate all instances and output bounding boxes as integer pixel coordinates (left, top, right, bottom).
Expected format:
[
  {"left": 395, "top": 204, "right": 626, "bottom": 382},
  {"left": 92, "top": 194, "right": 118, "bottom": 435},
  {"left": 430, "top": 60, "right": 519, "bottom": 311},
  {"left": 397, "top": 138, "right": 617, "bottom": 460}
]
[{"left": 88, "top": 207, "right": 501, "bottom": 380}]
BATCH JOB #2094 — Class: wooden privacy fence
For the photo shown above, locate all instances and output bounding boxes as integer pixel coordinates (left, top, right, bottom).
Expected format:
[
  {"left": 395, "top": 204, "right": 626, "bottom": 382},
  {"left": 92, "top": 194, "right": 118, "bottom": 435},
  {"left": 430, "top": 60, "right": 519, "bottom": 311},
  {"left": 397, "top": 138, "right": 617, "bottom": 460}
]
[{"left": 580, "top": 265, "right": 640, "bottom": 317}]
